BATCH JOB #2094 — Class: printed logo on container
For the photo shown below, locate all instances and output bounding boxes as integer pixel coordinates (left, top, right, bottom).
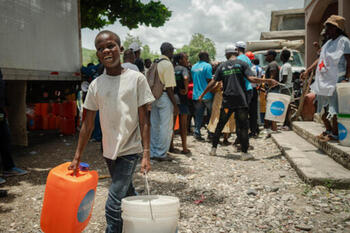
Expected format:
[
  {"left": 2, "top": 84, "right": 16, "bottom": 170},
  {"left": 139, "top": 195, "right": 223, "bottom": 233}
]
[
  {"left": 77, "top": 189, "right": 95, "bottom": 223},
  {"left": 270, "top": 101, "right": 285, "bottom": 116},
  {"left": 338, "top": 123, "right": 348, "bottom": 141}
]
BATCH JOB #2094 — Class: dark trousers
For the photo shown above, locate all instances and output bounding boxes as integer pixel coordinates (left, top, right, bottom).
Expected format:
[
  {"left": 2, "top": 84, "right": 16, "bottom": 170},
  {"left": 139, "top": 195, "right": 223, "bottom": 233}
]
[
  {"left": 248, "top": 88, "right": 259, "bottom": 135},
  {"left": 0, "top": 120, "right": 15, "bottom": 171},
  {"left": 105, "top": 155, "right": 139, "bottom": 233},
  {"left": 212, "top": 107, "right": 249, "bottom": 153}
]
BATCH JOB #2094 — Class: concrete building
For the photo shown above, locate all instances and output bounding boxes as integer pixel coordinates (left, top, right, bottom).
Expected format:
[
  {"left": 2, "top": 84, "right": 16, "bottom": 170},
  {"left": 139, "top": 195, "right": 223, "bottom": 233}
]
[
  {"left": 260, "top": 8, "right": 305, "bottom": 53},
  {"left": 305, "top": 0, "right": 350, "bottom": 66}
]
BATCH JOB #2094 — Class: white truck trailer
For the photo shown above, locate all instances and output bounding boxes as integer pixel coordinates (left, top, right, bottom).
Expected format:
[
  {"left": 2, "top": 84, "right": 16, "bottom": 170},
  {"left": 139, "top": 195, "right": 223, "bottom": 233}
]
[{"left": 0, "top": 0, "right": 81, "bottom": 145}]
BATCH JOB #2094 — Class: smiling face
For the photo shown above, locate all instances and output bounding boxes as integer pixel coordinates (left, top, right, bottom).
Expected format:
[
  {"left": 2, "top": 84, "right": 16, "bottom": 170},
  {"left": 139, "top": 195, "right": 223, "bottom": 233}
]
[{"left": 95, "top": 33, "right": 123, "bottom": 73}]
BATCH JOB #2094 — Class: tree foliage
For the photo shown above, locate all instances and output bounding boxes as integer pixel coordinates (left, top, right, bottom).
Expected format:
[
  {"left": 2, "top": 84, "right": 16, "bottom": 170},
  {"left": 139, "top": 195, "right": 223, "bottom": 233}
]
[
  {"left": 176, "top": 33, "right": 216, "bottom": 65},
  {"left": 81, "top": 0, "right": 172, "bottom": 30}
]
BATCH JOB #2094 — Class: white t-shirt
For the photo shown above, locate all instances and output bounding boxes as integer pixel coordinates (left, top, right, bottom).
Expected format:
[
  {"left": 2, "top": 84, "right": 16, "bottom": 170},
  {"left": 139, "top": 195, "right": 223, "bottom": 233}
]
[
  {"left": 279, "top": 62, "right": 293, "bottom": 88},
  {"left": 84, "top": 69, "right": 155, "bottom": 160},
  {"left": 122, "top": 62, "right": 140, "bottom": 72},
  {"left": 251, "top": 65, "right": 263, "bottom": 88}
]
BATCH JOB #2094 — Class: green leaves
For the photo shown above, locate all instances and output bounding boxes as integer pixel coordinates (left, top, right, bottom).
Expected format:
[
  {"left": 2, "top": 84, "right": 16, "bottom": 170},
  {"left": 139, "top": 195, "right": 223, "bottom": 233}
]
[
  {"left": 176, "top": 33, "right": 216, "bottom": 65},
  {"left": 81, "top": 0, "right": 171, "bottom": 30}
]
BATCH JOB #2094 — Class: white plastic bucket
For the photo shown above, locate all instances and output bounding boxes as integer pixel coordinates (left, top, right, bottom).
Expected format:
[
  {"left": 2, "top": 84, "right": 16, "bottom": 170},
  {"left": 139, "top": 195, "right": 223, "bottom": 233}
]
[
  {"left": 338, "top": 114, "right": 350, "bottom": 147},
  {"left": 121, "top": 195, "right": 179, "bottom": 233},
  {"left": 337, "top": 83, "right": 350, "bottom": 114},
  {"left": 265, "top": 93, "right": 291, "bottom": 123}
]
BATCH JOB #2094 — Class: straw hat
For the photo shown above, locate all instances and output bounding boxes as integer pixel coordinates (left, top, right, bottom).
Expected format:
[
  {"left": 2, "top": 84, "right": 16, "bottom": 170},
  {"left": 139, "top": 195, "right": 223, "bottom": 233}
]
[{"left": 324, "top": 15, "right": 346, "bottom": 32}]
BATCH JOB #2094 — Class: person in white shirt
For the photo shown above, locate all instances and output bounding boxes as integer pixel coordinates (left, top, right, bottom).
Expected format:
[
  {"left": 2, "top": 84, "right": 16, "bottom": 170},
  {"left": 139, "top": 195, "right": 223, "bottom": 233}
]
[
  {"left": 303, "top": 15, "right": 350, "bottom": 141},
  {"left": 68, "top": 30, "right": 154, "bottom": 233},
  {"left": 121, "top": 49, "right": 140, "bottom": 72}
]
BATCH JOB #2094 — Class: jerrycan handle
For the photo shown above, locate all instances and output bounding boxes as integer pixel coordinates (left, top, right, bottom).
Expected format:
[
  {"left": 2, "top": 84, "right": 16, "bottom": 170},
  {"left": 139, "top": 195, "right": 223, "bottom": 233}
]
[{"left": 67, "top": 162, "right": 89, "bottom": 177}]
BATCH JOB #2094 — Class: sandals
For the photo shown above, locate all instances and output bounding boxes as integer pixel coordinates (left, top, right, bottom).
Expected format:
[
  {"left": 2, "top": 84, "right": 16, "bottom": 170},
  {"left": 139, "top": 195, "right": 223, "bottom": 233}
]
[{"left": 317, "top": 130, "right": 338, "bottom": 142}]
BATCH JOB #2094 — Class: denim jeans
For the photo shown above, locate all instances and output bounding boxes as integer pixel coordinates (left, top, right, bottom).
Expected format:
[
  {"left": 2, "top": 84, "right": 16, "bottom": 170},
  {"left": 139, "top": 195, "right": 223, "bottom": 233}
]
[
  {"left": 0, "top": 119, "right": 15, "bottom": 171},
  {"left": 105, "top": 154, "right": 139, "bottom": 233},
  {"left": 92, "top": 111, "right": 102, "bottom": 142},
  {"left": 150, "top": 93, "right": 174, "bottom": 158},
  {"left": 194, "top": 99, "right": 212, "bottom": 136},
  {"left": 212, "top": 107, "right": 249, "bottom": 153}
]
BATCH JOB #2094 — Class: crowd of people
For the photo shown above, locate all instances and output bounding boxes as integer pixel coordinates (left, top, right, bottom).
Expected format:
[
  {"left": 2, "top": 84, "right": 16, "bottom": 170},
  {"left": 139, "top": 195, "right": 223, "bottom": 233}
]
[{"left": 0, "top": 13, "right": 348, "bottom": 232}]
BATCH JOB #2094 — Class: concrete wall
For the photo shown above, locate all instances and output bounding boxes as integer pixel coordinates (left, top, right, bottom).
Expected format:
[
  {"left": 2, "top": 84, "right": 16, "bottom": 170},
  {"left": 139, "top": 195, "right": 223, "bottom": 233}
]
[{"left": 305, "top": 0, "right": 339, "bottom": 67}]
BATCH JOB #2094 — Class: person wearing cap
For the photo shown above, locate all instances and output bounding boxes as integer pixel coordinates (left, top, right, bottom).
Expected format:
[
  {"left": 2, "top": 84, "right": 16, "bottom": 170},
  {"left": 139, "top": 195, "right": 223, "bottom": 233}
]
[
  {"left": 191, "top": 51, "right": 214, "bottom": 141},
  {"left": 150, "top": 42, "right": 179, "bottom": 161},
  {"left": 305, "top": 15, "right": 350, "bottom": 141},
  {"left": 264, "top": 49, "right": 279, "bottom": 132},
  {"left": 129, "top": 42, "right": 145, "bottom": 73},
  {"left": 121, "top": 49, "right": 140, "bottom": 72},
  {"left": 198, "top": 45, "right": 278, "bottom": 160}
]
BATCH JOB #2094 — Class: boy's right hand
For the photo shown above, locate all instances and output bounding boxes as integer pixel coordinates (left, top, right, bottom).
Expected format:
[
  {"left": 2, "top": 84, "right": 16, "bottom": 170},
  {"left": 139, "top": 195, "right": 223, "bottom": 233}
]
[{"left": 68, "top": 157, "right": 80, "bottom": 175}]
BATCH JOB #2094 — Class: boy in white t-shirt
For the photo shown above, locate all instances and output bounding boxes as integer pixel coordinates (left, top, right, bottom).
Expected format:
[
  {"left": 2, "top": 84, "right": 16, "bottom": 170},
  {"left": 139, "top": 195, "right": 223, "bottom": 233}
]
[{"left": 69, "top": 30, "right": 154, "bottom": 233}]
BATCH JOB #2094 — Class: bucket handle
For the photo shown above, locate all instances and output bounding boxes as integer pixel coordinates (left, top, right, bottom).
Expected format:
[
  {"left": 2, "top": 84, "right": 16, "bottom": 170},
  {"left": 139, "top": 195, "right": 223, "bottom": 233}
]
[{"left": 144, "top": 172, "right": 154, "bottom": 221}]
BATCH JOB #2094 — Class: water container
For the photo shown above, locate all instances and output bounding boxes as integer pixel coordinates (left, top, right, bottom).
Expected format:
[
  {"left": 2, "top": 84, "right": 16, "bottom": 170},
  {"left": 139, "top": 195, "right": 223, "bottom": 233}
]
[
  {"left": 56, "top": 116, "right": 62, "bottom": 130},
  {"left": 338, "top": 114, "right": 350, "bottom": 147},
  {"left": 122, "top": 195, "right": 179, "bottom": 233},
  {"left": 63, "top": 101, "right": 77, "bottom": 119},
  {"left": 34, "top": 103, "right": 41, "bottom": 116},
  {"left": 51, "top": 103, "right": 60, "bottom": 116},
  {"left": 48, "top": 115, "right": 56, "bottom": 130},
  {"left": 41, "top": 103, "right": 49, "bottom": 117},
  {"left": 42, "top": 115, "right": 49, "bottom": 130},
  {"left": 337, "top": 83, "right": 350, "bottom": 114},
  {"left": 61, "top": 118, "right": 76, "bottom": 135},
  {"left": 34, "top": 115, "right": 43, "bottom": 130},
  {"left": 41, "top": 162, "right": 98, "bottom": 233},
  {"left": 265, "top": 93, "right": 291, "bottom": 123}
]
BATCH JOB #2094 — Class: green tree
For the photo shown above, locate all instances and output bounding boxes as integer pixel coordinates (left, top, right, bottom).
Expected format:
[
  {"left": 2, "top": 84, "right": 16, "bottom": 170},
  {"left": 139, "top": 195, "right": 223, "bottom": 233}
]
[
  {"left": 177, "top": 33, "right": 216, "bottom": 65},
  {"left": 81, "top": 0, "right": 172, "bottom": 29},
  {"left": 123, "top": 33, "right": 143, "bottom": 50}
]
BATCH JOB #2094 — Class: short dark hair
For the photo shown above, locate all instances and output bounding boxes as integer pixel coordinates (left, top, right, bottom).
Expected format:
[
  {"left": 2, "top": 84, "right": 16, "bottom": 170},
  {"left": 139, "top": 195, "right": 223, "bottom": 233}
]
[
  {"left": 123, "top": 49, "right": 135, "bottom": 61},
  {"left": 280, "top": 49, "right": 291, "bottom": 61},
  {"left": 95, "top": 30, "right": 121, "bottom": 47},
  {"left": 160, "top": 42, "right": 174, "bottom": 55},
  {"left": 252, "top": 58, "right": 260, "bottom": 65},
  {"left": 198, "top": 51, "right": 209, "bottom": 61},
  {"left": 173, "top": 53, "right": 185, "bottom": 65}
]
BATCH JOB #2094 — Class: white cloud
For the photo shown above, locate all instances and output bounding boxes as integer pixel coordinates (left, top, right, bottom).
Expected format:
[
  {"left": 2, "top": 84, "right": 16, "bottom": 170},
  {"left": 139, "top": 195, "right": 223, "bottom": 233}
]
[{"left": 82, "top": 0, "right": 303, "bottom": 61}]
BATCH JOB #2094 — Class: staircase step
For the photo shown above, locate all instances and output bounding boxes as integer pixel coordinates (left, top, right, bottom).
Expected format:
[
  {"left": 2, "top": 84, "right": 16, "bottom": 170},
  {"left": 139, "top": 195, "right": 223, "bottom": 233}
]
[
  {"left": 292, "top": 121, "right": 350, "bottom": 170},
  {"left": 272, "top": 130, "right": 350, "bottom": 188}
]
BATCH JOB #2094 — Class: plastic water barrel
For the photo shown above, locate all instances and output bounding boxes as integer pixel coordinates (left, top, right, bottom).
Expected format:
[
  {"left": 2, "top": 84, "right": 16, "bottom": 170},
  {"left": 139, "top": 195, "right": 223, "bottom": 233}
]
[
  {"left": 122, "top": 195, "right": 179, "bottom": 233},
  {"left": 337, "top": 83, "right": 350, "bottom": 114},
  {"left": 61, "top": 118, "right": 76, "bottom": 135},
  {"left": 48, "top": 115, "right": 56, "bottom": 130},
  {"left": 41, "top": 162, "right": 98, "bottom": 233},
  {"left": 52, "top": 103, "right": 60, "bottom": 116},
  {"left": 265, "top": 93, "right": 291, "bottom": 123},
  {"left": 42, "top": 115, "right": 49, "bottom": 130},
  {"left": 338, "top": 114, "right": 350, "bottom": 147},
  {"left": 34, "top": 103, "right": 41, "bottom": 116},
  {"left": 41, "top": 103, "right": 49, "bottom": 117}
]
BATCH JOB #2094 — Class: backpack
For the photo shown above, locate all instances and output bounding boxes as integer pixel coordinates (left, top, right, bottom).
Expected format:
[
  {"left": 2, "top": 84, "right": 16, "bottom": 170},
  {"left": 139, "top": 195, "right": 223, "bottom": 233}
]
[{"left": 145, "top": 58, "right": 167, "bottom": 100}]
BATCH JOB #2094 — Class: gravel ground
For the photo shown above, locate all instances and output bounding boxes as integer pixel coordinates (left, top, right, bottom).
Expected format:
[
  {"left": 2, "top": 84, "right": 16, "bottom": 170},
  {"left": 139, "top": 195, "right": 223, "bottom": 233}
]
[{"left": 1, "top": 130, "right": 350, "bottom": 233}]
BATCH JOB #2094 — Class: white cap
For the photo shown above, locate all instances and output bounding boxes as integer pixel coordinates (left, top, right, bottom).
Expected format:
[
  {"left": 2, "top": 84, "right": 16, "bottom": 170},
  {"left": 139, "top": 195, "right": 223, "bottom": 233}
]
[
  {"left": 225, "top": 44, "right": 237, "bottom": 54},
  {"left": 129, "top": 42, "right": 141, "bottom": 52},
  {"left": 235, "top": 41, "right": 246, "bottom": 49}
]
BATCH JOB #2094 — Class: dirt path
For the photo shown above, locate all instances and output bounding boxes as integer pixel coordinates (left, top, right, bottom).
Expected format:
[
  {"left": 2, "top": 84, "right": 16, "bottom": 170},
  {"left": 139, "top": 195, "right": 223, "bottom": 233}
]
[{"left": 1, "top": 131, "right": 350, "bottom": 232}]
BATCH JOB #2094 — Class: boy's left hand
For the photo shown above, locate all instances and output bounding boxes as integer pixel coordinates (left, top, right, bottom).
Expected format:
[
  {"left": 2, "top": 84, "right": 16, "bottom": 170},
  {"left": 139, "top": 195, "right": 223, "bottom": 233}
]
[{"left": 141, "top": 152, "right": 151, "bottom": 174}]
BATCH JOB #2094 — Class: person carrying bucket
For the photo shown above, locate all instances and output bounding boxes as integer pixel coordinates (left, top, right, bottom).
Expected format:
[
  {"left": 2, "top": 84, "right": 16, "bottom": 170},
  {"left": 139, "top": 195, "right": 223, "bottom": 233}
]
[
  {"left": 68, "top": 30, "right": 155, "bottom": 233},
  {"left": 198, "top": 45, "right": 278, "bottom": 160},
  {"left": 303, "top": 15, "right": 350, "bottom": 142}
]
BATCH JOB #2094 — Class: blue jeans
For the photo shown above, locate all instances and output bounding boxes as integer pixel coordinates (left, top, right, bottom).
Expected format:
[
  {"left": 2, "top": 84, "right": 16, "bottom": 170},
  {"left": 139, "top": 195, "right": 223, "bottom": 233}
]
[
  {"left": 150, "top": 93, "right": 174, "bottom": 158},
  {"left": 92, "top": 111, "right": 102, "bottom": 141},
  {"left": 105, "top": 154, "right": 139, "bottom": 233},
  {"left": 194, "top": 99, "right": 212, "bottom": 136}
]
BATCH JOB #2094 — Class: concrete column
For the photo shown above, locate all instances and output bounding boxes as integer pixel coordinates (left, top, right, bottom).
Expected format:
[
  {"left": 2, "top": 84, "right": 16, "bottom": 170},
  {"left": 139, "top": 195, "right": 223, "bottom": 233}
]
[
  {"left": 6, "top": 81, "right": 28, "bottom": 146},
  {"left": 339, "top": 0, "right": 350, "bottom": 34},
  {"left": 305, "top": 23, "right": 320, "bottom": 67}
]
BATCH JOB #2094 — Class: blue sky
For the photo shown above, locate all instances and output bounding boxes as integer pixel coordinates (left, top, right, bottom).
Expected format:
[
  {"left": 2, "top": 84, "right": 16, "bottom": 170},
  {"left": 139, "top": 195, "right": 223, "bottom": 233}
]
[{"left": 82, "top": 0, "right": 304, "bottom": 60}]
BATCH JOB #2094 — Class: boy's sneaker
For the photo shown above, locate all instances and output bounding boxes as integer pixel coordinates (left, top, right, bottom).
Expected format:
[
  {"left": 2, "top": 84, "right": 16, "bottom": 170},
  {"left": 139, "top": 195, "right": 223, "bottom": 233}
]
[
  {"left": 241, "top": 152, "right": 254, "bottom": 161},
  {"left": 0, "top": 177, "right": 6, "bottom": 185},
  {"left": 3, "top": 167, "right": 28, "bottom": 177},
  {"left": 209, "top": 148, "right": 217, "bottom": 156}
]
